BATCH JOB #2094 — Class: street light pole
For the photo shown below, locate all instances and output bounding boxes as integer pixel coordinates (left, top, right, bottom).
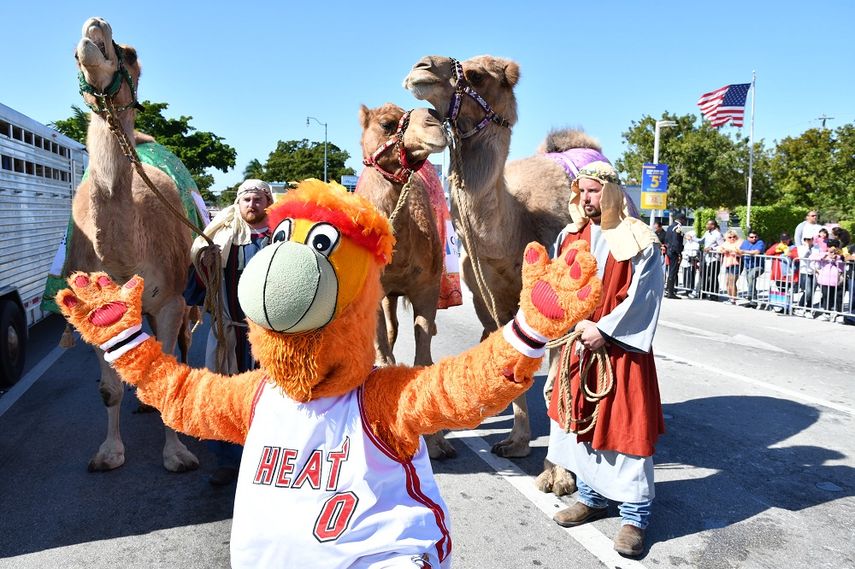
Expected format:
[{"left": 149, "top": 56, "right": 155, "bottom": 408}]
[
  {"left": 650, "top": 119, "right": 677, "bottom": 227},
  {"left": 306, "top": 116, "right": 328, "bottom": 182}
]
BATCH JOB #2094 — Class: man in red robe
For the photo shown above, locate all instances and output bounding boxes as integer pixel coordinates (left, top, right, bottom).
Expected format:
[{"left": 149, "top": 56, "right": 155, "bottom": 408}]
[{"left": 545, "top": 161, "right": 665, "bottom": 557}]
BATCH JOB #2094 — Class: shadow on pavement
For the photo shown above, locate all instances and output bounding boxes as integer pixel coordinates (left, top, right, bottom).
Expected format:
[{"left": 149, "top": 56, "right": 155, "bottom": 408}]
[
  {"left": 442, "top": 376, "right": 853, "bottom": 555},
  {"left": 0, "top": 332, "right": 235, "bottom": 559}
]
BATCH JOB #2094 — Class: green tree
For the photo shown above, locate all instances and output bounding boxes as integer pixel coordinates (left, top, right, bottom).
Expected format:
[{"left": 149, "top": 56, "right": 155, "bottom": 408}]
[
  {"left": 51, "top": 101, "right": 236, "bottom": 199},
  {"left": 242, "top": 158, "right": 265, "bottom": 180},
  {"left": 49, "top": 105, "right": 89, "bottom": 143},
  {"left": 770, "top": 124, "right": 855, "bottom": 221},
  {"left": 262, "top": 139, "right": 355, "bottom": 183},
  {"left": 616, "top": 113, "right": 773, "bottom": 210}
]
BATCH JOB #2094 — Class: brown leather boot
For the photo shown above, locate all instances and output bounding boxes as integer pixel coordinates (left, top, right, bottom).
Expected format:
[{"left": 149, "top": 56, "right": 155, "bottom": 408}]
[
  {"left": 552, "top": 501, "right": 608, "bottom": 527},
  {"left": 613, "top": 524, "right": 645, "bottom": 557}
]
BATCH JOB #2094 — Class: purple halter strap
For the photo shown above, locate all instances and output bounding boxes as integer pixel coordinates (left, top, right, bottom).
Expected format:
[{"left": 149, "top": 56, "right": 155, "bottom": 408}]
[{"left": 446, "top": 58, "right": 511, "bottom": 139}]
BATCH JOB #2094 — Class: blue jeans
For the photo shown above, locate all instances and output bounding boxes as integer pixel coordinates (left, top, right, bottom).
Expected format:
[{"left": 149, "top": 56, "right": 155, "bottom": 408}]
[{"left": 576, "top": 478, "right": 652, "bottom": 530}]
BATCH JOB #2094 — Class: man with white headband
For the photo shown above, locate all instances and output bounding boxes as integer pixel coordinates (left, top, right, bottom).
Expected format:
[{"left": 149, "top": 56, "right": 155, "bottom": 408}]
[
  {"left": 544, "top": 161, "right": 664, "bottom": 557},
  {"left": 186, "top": 178, "right": 274, "bottom": 485}
]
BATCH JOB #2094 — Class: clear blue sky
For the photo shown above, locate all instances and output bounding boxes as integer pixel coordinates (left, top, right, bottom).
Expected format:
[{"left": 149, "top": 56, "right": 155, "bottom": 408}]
[{"left": 3, "top": 1, "right": 853, "bottom": 192}]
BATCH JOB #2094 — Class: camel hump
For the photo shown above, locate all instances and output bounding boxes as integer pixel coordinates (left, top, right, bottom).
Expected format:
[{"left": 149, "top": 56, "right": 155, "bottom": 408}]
[
  {"left": 134, "top": 131, "right": 156, "bottom": 145},
  {"left": 537, "top": 129, "right": 601, "bottom": 154}
]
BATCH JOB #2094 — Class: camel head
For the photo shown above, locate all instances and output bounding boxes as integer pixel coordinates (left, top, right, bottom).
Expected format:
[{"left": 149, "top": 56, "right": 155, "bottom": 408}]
[
  {"left": 403, "top": 55, "right": 519, "bottom": 132},
  {"left": 359, "top": 104, "right": 447, "bottom": 181},
  {"left": 76, "top": 17, "right": 141, "bottom": 113}
]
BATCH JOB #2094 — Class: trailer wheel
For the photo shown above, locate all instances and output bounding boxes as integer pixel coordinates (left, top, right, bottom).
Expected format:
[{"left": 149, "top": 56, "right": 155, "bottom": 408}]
[{"left": 0, "top": 300, "right": 26, "bottom": 387}]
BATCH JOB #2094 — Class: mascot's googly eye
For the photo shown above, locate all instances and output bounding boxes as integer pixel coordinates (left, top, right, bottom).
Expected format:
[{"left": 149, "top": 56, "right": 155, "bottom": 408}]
[
  {"left": 273, "top": 219, "right": 293, "bottom": 243},
  {"left": 305, "top": 222, "right": 340, "bottom": 257}
]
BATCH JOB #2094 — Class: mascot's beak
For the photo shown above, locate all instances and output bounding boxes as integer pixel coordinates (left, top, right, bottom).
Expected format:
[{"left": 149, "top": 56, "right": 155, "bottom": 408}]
[{"left": 237, "top": 241, "right": 338, "bottom": 333}]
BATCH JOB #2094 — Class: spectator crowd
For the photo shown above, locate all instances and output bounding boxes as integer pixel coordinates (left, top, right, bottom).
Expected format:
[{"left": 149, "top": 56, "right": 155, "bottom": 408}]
[{"left": 654, "top": 210, "right": 855, "bottom": 325}]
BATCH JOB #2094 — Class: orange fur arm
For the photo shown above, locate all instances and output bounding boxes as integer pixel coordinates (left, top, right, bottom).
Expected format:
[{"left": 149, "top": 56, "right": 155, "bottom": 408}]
[
  {"left": 111, "top": 337, "right": 264, "bottom": 444},
  {"left": 362, "top": 330, "right": 541, "bottom": 459}
]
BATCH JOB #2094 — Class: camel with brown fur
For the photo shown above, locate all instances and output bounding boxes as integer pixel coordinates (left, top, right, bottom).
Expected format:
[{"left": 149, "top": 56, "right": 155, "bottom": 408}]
[
  {"left": 404, "top": 55, "right": 602, "bottom": 492},
  {"left": 357, "top": 103, "right": 457, "bottom": 459},
  {"left": 67, "top": 17, "right": 198, "bottom": 472}
]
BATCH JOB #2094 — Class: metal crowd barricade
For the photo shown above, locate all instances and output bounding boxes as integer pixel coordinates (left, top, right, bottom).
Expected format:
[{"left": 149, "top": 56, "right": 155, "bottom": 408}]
[{"left": 672, "top": 251, "right": 855, "bottom": 323}]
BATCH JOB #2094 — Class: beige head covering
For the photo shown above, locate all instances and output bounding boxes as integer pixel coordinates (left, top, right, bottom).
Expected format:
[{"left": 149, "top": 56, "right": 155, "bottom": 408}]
[
  {"left": 235, "top": 179, "right": 273, "bottom": 204},
  {"left": 567, "top": 161, "right": 657, "bottom": 261}
]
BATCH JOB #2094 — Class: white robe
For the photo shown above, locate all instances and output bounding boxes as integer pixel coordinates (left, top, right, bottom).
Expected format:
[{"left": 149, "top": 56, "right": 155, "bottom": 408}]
[{"left": 546, "top": 224, "right": 663, "bottom": 503}]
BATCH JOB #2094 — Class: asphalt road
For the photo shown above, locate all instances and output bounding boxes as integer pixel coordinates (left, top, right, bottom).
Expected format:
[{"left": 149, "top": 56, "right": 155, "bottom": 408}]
[{"left": 1, "top": 291, "right": 853, "bottom": 569}]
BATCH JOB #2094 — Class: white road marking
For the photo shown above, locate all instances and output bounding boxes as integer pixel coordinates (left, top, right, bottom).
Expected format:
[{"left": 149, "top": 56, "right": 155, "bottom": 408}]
[
  {"left": 455, "top": 433, "right": 648, "bottom": 569},
  {"left": 656, "top": 350, "right": 855, "bottom": 417},
  {"left": 659, "top": 320, "right": 791, "bottom": 354},
  {"left": 0, "top": 345, "right": 66, "bottom": 418}
]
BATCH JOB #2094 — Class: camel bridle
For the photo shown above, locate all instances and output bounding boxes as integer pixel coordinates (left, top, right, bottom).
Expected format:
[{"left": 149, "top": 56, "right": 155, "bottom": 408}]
[
  {"left": 362, "top": 110, "right": 425, "bottom": 185},
  {"left": 446, "top": 58, "right": 511, "bottom": 139},
  {"left": 78, "top": 42, "right": 144, "bottom": 115},
  {"left": 361, "top": 110, "right": 427, "bottom": 231}
]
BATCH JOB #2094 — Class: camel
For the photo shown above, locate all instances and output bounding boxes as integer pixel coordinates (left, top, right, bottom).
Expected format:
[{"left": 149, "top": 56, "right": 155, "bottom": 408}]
[
  {"left": 67, "top": 17, "right": 198, "bottom": 472},
  {"left": 404, "top": 55, "right": 604, "bottom": 481},
  {"left": 357, "top": 103, "right": 457, "bottom": 459}
]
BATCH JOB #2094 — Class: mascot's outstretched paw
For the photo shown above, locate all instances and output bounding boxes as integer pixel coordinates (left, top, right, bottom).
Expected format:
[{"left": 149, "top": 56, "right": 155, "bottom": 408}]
[
  {"left": 57, "top": 272, "right": 145, "bottom": 347},
  {"left": 518, "top": 241, "right": 601, "bottom": 339}
]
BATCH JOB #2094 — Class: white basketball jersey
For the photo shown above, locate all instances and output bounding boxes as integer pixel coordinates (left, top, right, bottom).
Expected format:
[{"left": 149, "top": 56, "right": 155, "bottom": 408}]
[{"left": 230, "top": 381, "right": 452, "bottom": 568}]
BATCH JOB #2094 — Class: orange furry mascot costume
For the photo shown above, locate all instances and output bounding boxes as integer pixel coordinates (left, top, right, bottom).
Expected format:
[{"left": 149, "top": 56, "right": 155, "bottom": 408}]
[{"left": 58, "top": 180, "right": 601, "bottom": 568}]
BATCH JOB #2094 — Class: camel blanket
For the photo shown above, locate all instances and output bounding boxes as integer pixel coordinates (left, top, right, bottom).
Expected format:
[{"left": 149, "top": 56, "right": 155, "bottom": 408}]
[{"left": 41, "top": 141, "right": 208, "bottom": 314}]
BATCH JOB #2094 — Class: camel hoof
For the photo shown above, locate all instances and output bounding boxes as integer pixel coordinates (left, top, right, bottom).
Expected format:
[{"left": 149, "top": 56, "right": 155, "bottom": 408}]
[
  {"left": 163, "top": 447, "right": 200, "bottom": 473},
  {"left": 88, "top": 449, "right": 125, "bottom": 472},
  {"left": 491, "top": 438, "right": 531, "bottom": 458},
  {"left": 535, "top": 468, "right": 555, "bottom": 493},
  {"left": 425, "top": 433, "right": 457, "bottom": 460},
  {"left": 552, "top": 468, "right": 577, "bottom": 496},
  {"left": 537, "top": 463, "right": 577, "bottom": 496}
]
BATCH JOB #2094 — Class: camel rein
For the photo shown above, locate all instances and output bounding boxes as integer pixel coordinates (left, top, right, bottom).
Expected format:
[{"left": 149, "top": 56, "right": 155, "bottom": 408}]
[
  {"left": 90, "top": 92, "right": 230, "bottom": 373},
  {"left": 444, "top": 57, "right": 513, "bottom": 329},
  {"left": 362, "top": 110, "right": 424, "bottom": 230},
  {"left": 546, "top": 330, "right": 615, "bottom": 435}
]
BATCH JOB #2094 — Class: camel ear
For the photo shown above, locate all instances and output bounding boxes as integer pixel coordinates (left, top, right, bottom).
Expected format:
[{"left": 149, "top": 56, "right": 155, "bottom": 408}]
[
  {"left": 359, "top": 104, "right": 371, "bottom": 129},
  {"left": 502, "top": 61, "right": 520, "bottom": 88}
]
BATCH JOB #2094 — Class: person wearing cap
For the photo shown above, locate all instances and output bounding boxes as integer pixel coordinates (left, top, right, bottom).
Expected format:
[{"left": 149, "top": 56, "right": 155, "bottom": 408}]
[
  {"left": 544, "top": 161, "right": 664, "bottom": 557},
  {"left": 185, "top": 178, "right": 274, "bottom": 485}
]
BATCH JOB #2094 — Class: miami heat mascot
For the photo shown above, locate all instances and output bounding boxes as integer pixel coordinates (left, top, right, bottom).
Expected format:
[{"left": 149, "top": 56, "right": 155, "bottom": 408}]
[{"left": 58, "top": 180, "right": 601, "bottom": 568}]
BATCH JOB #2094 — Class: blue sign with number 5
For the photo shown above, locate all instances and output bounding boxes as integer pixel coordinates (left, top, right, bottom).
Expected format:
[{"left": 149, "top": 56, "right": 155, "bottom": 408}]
[{"left": 641, "top": 163, "right": 669, "bottom": 192}]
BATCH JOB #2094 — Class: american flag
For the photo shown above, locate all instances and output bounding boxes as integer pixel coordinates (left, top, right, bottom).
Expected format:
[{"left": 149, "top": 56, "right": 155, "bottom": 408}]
[{"left": 697, "top": 83, "right": 751, "bottom": 127}]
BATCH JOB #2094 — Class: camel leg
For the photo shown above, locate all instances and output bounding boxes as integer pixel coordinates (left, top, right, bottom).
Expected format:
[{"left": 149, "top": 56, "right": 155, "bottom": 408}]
[
  {"left": 150, "top": 296, "right": 199, "bottom": 473},
  {"left": 534, "top": 458, "right": 577, "bottom": 496},
  {"left": 491, "top": 393, "right": 532, "bottom": 457},
  {"left": 88, "top": 350, "right": 127, "bottom": 471},
  {"left": 383, "top": 296, "right": 399, "bottom": 350},
  {"left": 374, "top": 301, "right": 395, "bottom": 367},
  {"left": 412, "top": 290, "right": 457, "bottom": 460}
]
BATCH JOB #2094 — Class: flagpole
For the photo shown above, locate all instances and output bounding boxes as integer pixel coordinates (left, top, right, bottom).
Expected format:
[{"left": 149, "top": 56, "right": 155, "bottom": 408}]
[{"left": 746, "top": 71, "right": 756, "bottom": 229}]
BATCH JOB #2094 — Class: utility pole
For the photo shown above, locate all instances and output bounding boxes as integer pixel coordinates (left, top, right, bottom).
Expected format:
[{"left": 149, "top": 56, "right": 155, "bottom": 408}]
[
  {"left": 816, "top": 115, "right": 834, "bottom": 129},
  {"left": 306, "top": 116, "right": 329, "bottom": 182}
]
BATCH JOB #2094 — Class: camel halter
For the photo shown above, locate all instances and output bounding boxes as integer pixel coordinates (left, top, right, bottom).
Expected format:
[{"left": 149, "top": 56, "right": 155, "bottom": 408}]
[
  {"left": 362, "top": 110, "right": 426, "bottom": 230},
  {"left": 446, "top": 58, "right": 511, "bottom": 139},
  {"left": 547, "top": 330, "right": 615, "bottom": 435},
  {"left": 80, "top": 70, "right": 230, "bottom": 373},
  {"left": 78, "top": 42, "right": 145, "bottom": 115},
  {"left": 362, "top": 110, "right": 425, "bottom": 185}
]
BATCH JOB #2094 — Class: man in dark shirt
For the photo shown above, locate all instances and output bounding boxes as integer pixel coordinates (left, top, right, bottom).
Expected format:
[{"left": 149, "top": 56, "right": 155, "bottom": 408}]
[
  {"left": 663, "top": 215, "right": 686, "bottom": 299},
  {"left": 739, "top": 229, "right": 766, "bottom": 307}
]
